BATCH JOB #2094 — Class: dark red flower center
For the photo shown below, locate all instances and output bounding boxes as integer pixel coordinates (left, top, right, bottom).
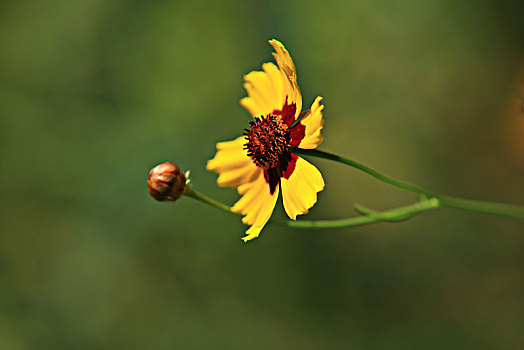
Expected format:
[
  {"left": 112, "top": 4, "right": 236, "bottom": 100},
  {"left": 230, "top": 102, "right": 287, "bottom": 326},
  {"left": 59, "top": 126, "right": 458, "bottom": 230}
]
[
  {"left": 243, "top": 98, "right": 307, "bottom": 194},
  {"left": 244, "top": 115, "right": 290, "bottom": 169}
]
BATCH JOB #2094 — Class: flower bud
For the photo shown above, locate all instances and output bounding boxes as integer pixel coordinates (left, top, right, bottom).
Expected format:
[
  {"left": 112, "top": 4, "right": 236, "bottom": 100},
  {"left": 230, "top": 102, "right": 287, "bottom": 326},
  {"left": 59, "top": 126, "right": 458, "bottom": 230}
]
[{"left": 148, "top": 162, "right": 186, "bottom": 202}]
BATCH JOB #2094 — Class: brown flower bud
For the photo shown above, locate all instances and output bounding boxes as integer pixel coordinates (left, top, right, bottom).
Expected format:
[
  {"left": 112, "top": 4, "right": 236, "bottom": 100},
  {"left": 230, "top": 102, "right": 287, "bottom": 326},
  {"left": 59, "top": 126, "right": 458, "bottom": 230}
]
[{"left": 148, "top": 162, "right": 186, "bottom": 202}]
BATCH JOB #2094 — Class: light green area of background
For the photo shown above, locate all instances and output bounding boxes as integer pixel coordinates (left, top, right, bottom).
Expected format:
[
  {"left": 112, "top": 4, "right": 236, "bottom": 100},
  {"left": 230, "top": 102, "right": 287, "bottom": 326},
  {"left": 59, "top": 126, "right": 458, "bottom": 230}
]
[{"left": 1, "top": 0, "right": 523, "bottom": 348}]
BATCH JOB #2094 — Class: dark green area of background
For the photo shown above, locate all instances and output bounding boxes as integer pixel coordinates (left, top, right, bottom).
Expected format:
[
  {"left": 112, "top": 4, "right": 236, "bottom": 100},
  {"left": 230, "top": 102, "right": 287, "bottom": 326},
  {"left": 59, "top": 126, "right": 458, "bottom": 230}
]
[{"left": 1, "top": 0, "right": 524, "bottom": 349}]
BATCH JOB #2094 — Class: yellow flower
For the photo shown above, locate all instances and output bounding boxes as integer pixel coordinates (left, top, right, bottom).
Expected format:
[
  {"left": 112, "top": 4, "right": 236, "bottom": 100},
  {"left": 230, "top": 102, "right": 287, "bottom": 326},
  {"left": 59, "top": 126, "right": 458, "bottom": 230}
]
[{"left": 207, "top": 39, "right": 325, "bottom": 242}]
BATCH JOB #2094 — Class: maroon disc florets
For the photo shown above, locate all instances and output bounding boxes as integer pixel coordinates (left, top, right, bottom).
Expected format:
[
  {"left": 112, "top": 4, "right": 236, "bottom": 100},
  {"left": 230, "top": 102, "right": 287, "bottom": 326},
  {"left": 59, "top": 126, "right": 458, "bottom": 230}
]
[{"left": 244, "top": 115, "right": 290, "bottom": 169}]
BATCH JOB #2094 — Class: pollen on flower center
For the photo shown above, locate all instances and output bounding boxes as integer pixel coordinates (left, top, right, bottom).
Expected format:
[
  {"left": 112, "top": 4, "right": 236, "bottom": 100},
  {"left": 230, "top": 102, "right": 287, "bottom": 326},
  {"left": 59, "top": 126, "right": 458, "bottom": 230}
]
[{"left": 244, "top": 115, "right": 290, "bottom": 169}]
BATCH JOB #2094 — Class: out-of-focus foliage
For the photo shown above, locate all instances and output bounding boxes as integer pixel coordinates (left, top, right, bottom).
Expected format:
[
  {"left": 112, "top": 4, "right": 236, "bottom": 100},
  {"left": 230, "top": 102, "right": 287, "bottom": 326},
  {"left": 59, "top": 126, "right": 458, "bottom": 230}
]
[{"left": 1, "top": 0, "right": 523, "bottom": 349}]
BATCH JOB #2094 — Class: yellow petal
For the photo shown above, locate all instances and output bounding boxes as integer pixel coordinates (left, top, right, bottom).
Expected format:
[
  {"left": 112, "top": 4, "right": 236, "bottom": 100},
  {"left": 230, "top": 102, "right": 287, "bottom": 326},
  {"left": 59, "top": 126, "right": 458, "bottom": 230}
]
[
  {"left": 206, "top": 136, "right": 261, "bottom": 188},
  {"left": 231, "top": 172, "right": 279, "bottom": 242},
  {"left": 281, "top": 156, "right": 325, "bottom": 220},
  {"left": 269, "top": 39, "right": 302, "bottom": 118},
  {"left": 240, "top": 62, "right": 284, "bottom": 118},
  {"left": 298, "top": 96, "right": 325, "bottom": 149}
]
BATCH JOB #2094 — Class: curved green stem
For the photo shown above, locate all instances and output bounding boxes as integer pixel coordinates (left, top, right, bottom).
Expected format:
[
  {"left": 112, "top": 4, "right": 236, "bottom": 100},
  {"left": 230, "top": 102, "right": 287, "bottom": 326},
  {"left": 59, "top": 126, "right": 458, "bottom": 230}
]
[
  {"left": 184, "top": 186, "right": 440, "bottom": 229},
  {"left": 281, "top": 197, "right": 439, "bottom": 229},
  {"left": 184, "top": 187, "right": 239, "bottom": 216},
  {"left": 293, "top": 148, "right": 434, "bottom": 196},
  {"left": 293, "top": 148, "right": 524, "bottom": 220},
  {"left": 353, "top": 198, "right": 439, "bottom": 222},
  {"left": 437, "top": 196, "right": 524, "bottom": 219},
  {"left": 185, "top": 147, "right": 524, "bottom": 230}
]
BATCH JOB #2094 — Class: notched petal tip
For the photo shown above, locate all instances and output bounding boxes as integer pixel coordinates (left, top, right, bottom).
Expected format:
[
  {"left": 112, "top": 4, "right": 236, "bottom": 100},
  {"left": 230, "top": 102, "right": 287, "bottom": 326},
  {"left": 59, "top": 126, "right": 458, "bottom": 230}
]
[
  {"left": 268, "top": 38, "right": 283, "bottom": 46},
  {"left": 268, "top": 39, "right": 288, "bottom": 56},
  {"left": 231, "top": 173, "right": 280, "bottom": 242},
  {"left": 241, "top": 225, "right": 263, "bottom": 242},
  {"left": 268, "top": 39, "right": 296, "bottom": 71},
  {"left": 297, "top": 96, "right": 325, "bottom": 149},
  {"left": 205, "top": 159, "right": 214, "bottom": 171}
]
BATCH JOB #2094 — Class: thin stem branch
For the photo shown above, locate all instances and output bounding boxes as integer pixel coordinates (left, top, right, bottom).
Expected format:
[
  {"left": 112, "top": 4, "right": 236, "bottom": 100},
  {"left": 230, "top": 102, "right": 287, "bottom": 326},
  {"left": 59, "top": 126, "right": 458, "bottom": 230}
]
[
  {"left": 438, "top": 196, "right": 524, "bottom": 219},
  {"left": 280, "top": 197, "right": 439, "bottom": 229},
  {"left": 293, "top": 148, "right": 434, "bottom": 196},
  {"left": 184, "top": 187, "right": 239, "bottom": 215},
  {"left": 184, "top": 186, "right": 439, "bottom": 229},
  {"left": 183, "top": 147, "right": 524, "bottom": 231},
  {"left": 353, "top": 198, "right": 439, "bottom": 222},
  {"left": 293, "top": 148, "right": 524, "bottom": 220}
]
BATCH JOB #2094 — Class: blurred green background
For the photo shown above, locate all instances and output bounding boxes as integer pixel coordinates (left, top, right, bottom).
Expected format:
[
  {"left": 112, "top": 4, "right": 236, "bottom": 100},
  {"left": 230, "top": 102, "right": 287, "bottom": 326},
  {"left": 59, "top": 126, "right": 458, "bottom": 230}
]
[{"left": 1, "top": 0, "right": 524, "bottom": 348}]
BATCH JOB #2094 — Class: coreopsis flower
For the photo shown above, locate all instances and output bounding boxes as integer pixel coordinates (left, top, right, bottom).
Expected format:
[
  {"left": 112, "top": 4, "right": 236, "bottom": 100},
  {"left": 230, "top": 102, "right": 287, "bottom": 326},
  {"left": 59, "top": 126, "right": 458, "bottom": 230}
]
[{"left": 207, "top": 40, "right": 325, "bottom": 241}]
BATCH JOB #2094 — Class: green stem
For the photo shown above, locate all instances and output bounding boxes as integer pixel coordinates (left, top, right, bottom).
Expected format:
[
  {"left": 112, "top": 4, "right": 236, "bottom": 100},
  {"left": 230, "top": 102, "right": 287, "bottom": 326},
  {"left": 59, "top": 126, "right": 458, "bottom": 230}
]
[
  {"left": 184, "top": 185, "right": 440, "bottom": 229},
  {"left": 184, "top": 186, "right": 439, "bottom": 229},
  {"left": 438, "top": 196, "right": 524, "bottom": 219},
  {"left": 184, "top": 187, "right": 239, "bottom": 215},
  {"left": 353, "top": 198, "right": 439, "bottom": 222},
  {"left": 293, "top": 148, "right": 524, "bottom": 220},
  {"left": 282, "top": 197, "right": 439, "bottom": 229},
  {"left": 294, "top": 148, "right": 434, "bottom": 196}
]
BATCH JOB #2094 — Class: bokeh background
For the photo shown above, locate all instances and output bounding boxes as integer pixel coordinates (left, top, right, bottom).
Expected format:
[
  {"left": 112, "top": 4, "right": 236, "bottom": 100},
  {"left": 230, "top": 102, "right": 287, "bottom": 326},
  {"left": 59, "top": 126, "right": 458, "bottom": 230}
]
[{"left": 1, "top": 0, "right": 524, "bottom": 348}]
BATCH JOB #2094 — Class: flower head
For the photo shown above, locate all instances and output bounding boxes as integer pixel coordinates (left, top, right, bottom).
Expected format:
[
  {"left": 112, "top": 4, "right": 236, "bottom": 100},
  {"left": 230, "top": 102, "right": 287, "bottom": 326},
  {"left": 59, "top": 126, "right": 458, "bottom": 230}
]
[
  {"left": 207, "top": 40, "right": 325, "bottom": 241},
  {"left": 148, "top": 161, "right": 187, "bottom": 202}
]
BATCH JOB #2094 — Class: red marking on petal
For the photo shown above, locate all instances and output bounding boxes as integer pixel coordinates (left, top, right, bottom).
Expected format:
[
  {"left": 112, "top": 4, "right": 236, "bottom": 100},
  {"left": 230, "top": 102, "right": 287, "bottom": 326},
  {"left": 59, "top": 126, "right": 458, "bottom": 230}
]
[
  {"left": 280, "top": 96, "right": 297, "bottom": 127},
  {"left": 289, "top": 123, "right": 305, "bottom": 147},
  {"left": 281, "top": 153, "right": 298, "bottom": 179},
  {"left": 264, "top": 168, "right": 280, "bottom": 195}
]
